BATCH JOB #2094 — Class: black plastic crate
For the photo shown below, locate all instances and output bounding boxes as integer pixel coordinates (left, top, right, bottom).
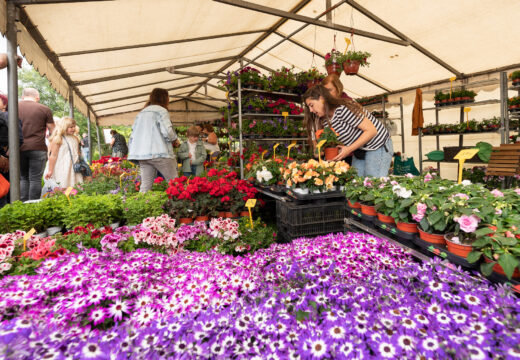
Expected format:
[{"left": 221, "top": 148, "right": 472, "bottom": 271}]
[
  {"left": 277, "top": 220, "right": 345, "bottom": 241},
  {"left": 276, "top": 200, "right": 345, "bottom": 226}
]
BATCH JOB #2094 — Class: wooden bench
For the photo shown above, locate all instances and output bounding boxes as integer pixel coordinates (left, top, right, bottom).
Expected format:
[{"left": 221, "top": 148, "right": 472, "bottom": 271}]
[{"left": 486, "top": 143, "right": 520, "bottom": 176}]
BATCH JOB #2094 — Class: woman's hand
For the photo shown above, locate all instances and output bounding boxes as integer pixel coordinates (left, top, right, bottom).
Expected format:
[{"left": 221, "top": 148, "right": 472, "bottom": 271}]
[
  {"left": 45, "top": 169, "right": 53, "bottom": 180},
  {"left": 333, "top": 145, "right": 351, "bottom": 161}
]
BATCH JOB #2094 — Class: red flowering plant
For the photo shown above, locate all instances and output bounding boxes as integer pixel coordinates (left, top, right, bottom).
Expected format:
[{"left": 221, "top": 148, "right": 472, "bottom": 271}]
[{"left": 54, "top": 224, "right": 114, "bottom": 252}]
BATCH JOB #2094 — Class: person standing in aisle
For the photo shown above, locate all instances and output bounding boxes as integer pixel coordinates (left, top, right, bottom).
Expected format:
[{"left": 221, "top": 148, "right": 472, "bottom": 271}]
[
  {"left": 110, "top": 129, "right": 128, "bottom": 158},
  {"left": 303, "top": 85, "right": 393, "bottom": 177},
  {"left": 18, "top": 88, "right": 55, "bottom": 201},
  {"left": 177, "top": 126, "right": 207, "bottom": 177},
  {"left": 201, "top": 124, "right": 220, "bottom": 155},
  {"left": 44, "top": 117, "right": 83, "bottom": 189},
  {"left": 127, "top": 88, "right": 179, "bottom": 193},
  {"left": 80, "top": 133, "right": 90, "bottom": 163}
]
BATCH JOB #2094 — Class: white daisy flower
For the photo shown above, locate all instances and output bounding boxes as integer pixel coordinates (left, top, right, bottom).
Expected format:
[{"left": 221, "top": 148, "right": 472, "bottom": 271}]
[
  {"left": 379, "top": 342, "right": 396, "bottom": 358},
  {"left": 309, "top": 339, "right": 327, "bottom": 358},
  {"left": 82, "top": 343, "right": 104, "bottom": 358},
  {"left": 422, "top": 338, "right": 439, "bottom": 351},
  {"left": 328, "top": 325, "right": 346, "bottom": 339},
  {"left": 398, "top": 335, "right": 415, "bottom": 351}
]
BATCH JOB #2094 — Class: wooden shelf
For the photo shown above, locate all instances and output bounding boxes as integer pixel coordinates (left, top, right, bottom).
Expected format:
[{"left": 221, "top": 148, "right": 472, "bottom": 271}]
[
  {"left": 420, "top": 130, "right": 500, "bottom": 137},
  {"left": 231, "top": 113, "right": 304, "bottom": 119}
]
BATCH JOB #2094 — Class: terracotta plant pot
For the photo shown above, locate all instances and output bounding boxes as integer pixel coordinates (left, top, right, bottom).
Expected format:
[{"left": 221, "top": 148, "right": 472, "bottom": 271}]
[
  {"left": 396, "top": 222, "right": 418, "bottom": 233},
  {"left": 347, "top": 199, "right": 361, "bottom": 209},
  {"left": 324, "top": 147, "right": 339, "bottom": 160},
  {"left": 418, "top": 228, "right": 446, "bottom": 245},
  {"left": 217, "top": 211, "right": 227, "bottom": 218},
  {"left": 179, "top": 217, "right": 193, "bottom": 224},
  {"left": 195, "top": 215, "right": 209, "bottom": 222},
  {"left": 485, "top": 257, "right": 520, "bottom": 279},
  {"left": 225, "top": 212, "right": 238, "bottom": 218},
  {"left": 445, "top": 237, "right": 473, "bottom": 258},
  {"left": 325, "top": 63, "right": 342, "bottom": 76},
  {"left": 360, "top": 204, "right": 377, "bottom": 216},
  {"left": 342, "top": 60, "right": 360, "bottom": 75},
  {"left": 377, "top": 213, "right": 395, "bottom": 224},
  {"left": 240, "top": 210, "right": 249, "bottom": 217}
]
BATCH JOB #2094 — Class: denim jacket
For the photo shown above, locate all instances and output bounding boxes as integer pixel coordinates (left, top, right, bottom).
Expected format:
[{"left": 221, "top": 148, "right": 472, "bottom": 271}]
[
  {"left": 177, "top": 140, "right": 207, "bottom": 175},
  {"left": 127, "top": 105, "right": 178, "bottom": 160}
]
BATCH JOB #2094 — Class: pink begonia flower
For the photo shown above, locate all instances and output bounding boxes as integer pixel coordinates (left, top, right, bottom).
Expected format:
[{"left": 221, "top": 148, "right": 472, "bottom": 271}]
[
  {"left": 505, "top": 231, "right": 515, "bottom": 238},
  {"left": 491, "top": 189, "right": 504, "bottom": 197},
  {"left": 405, "top": 173, "right": 414, "bottom": 178},
  {"left": 390, "top": 180, "right": 399, "bottom": 186},
  {"left": 412, "top": 213, "right": 423, "bottom": 222},
  {"left": 363, "top": 178, "right": 372, "bottom": 187},
  {"left": 457, "top": 214, "right": 480, "bottom": 233},
  {"left": 495, "top": 208, "right": 502, "bottom": 215},
  {"left": 515, "top": 188, "right": 520, "bottom": 195},
  {"left": 417, "top": 203, "right": 427, "bottom": 213},
  {"left": 453, "top": 193, "right": 469, "bottom": 200},
  {"left": 424, "top": 173, "right": 433, "bottom": 182}
]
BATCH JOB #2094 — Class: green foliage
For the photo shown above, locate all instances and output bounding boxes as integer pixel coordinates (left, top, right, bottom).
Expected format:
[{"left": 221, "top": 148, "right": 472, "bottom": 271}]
[
  {"left": 0, "top": 201, "right": 45, "bottom": 233},
  {"left": 61, "top": 194, "right": 122, "bottom": 229},
  {"left": 340, "top": 50, "right": 371, "bottom": 67},
  {"left": 238, "top": 217, "right": 276, "bottom": 253},
  {"left": 318, "top": 127, "right": 340, "bottom": 147},
  {"left": 122, "top": 192, "right": 168, "bottom": 225}
]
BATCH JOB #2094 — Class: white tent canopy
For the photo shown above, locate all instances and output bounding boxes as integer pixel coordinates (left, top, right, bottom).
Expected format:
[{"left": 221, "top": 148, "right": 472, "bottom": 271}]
[{"left": 1, "top": 0, "right": 520, "bottom": 126}]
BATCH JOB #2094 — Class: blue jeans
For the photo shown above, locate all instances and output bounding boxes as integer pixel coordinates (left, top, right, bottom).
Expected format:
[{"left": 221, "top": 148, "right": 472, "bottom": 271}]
[
  {"left": 183, "top": 165, "right": 198, "bottom": 177},
  {"left": 20, "top": 150, "right": 47, "bottom": 201},
  {"left": 81, "top": 147, "right": 90, "bottom": 163},
  {"left": 352, "top": 138, "right": 393, "bottom": 178}
]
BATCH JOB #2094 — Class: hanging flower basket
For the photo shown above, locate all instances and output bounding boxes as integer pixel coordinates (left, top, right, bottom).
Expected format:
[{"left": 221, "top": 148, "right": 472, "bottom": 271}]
[
  {"left": 342, "top": 60, "right": 361, "bottom": 75},
  {"left": 325, "top": 63, "right": 342, "bottom": 76}
]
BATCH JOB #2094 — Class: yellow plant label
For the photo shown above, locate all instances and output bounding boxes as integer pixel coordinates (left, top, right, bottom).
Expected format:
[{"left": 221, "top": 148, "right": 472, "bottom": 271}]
[
  {"left": 287, "top": 143, "right": 297, "bottom": 158},
  {"left": 316, "top": 139, "right": 327, "bottom": 162},
  {"left": 245, "top": 199, "right": 257, "bottom": 208},
  {"left": 23, "top": 228, "right": 36, "bottom": 251},
  {"left": 449, "top": 76, "right": 456, "bottom": 98},
  {"left": 64, "top": 187, "right": 73, "bottom": 197},
  {"left": 464, "top": 107, "right": 472, "bottom": 113},
  {"left": 282, "top": 111, "right": 289, "bottom": 119},
  {"left": 273, "top": 143, "right": 280, "bottom": 159},
  {"left": 225, "top": 91, "right": 230, "bottom": 102},
  {"left": 344, "top": 37, "right": 351, "bottom": 54},
  {"left": 455, "top": 148, "right": 479, "bottom": 184},
  {"left": 119, "top": 173, "right": 125, "bottom": 189},
  {"left": 261, "top": 149, "right": 268, "bottom": 160},
  {"left": 464, "top": 107, "right": 472, "bottom": 126},
  {"left": 449, "top": 76, "right": 457, "bottom": 82}
]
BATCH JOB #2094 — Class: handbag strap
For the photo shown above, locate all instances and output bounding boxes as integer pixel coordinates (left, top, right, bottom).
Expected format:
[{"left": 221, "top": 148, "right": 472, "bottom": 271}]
[{"left": 62, "top": 136, "right": 78, "bottom": 163}]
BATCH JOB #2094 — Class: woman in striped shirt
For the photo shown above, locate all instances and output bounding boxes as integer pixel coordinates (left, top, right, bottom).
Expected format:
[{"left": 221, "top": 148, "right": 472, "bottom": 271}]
[{"left": 303, "top": 85, "right": 393, "bottom": 177}]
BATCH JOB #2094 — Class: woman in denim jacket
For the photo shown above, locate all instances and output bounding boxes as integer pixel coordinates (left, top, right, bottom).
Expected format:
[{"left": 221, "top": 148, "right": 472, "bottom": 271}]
[{"left": 128, "top": 88, "right": 179, "bottom": 192}]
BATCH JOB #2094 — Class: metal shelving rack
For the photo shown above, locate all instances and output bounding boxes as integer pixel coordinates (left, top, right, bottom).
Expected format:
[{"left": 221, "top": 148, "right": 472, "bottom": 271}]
[
  {"left": 418, "top": 72, "right": 510, "bottom": 175},
  {"left": 227, "top": 61, "right": 306, "bottom": 178},
  {"left": 364, "top": 97, "right": 405, "bottom": 154}
]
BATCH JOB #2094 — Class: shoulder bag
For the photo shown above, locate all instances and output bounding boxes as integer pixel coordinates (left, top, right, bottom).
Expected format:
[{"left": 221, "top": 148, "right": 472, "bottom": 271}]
[{"left": 63, "top": 136, "right": 92, "bottom": 177}]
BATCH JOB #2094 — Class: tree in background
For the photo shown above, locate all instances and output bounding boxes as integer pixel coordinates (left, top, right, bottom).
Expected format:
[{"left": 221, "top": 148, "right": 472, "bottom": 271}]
[{"left": 17, "top": 66, "right": 131, "bottom": 159}]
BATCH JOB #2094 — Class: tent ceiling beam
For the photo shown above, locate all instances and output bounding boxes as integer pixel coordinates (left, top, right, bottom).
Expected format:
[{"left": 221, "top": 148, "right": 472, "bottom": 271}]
[
  {"left": 206, "top": 82, "right": 226, "bottom": 92},
  {"left": 57, "top": 29, "right": 268, "bottom": 57},
  {"left": 213, "top": 0, "right": 408, "bottom": 46},
  {"left": 187, "top": 0, "right": 312, "bottom": 97},
  {"left": 17, "top": 7, "right": 98, "bottom": 118},
  {"left": 242, "top": 57, "right": 275, "bottom": 73},
  {"left": 274, "top": 30, "right": 391, "bottom": 92},
  {"left": 194, "top": 91, "right": 227, "bottom": 103},
  {"left": 83, "top": 75, "right": 193, "bottom": 97},
  {"left": 73, "top": 55, "right": 239, "bottom": 86},
  {"left": 170, "top": 95, "right": 226, "bottom": 102},
  {"left": 90, "top": 82, "right": 206, "bottom": 106},
  {"left": 240, "top": 0, "right": 344, "bottom": 71},
  {"left": 10, "top": 0, "right": 112, "bottom": 4},
  {"left": 181, "top": 97, "right": 220, "bottom": 110},
  {"left": 345, "top": 0, "right": 462, "bottom": 77},
  {"left": 165, "top": 69, "right": 225, "bottom": 79},
  {"left": 99, "top": 108, "right": 218, "bottom": 119}
]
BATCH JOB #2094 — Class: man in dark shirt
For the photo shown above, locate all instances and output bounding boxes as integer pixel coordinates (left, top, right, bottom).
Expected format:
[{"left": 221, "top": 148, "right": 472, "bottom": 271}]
[{"left": 18, "top": 88, "right": 54, "bottom": 201}]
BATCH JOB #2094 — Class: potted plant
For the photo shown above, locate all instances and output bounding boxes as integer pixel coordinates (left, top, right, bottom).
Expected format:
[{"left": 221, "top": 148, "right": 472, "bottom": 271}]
[
  {"left": 324, "top": 49, "right": 343, "bottom": 76},
  {"left": 340, "top": 50, "right": 371, "bottom": 76},
  {"left": 123, "top": 192, "right": 168, "bottom": 225},
  {"left": 511, "top": 70, "right": 520, "bottom": 86},
  {"left": 316, "top": 127, "right": 340, "bottom": 160}
]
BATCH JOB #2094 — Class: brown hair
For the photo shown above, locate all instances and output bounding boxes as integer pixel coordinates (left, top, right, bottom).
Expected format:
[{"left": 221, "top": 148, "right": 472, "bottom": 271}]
[
  {"left": 202, "top": 124, "right": 214, "bottom": 133},
  {"left": 322, "top": 74, "right": 344, "bottom": 96},
  {"left": 302, "top": 85, "right": 365, "bottom": 147},
  {"left": 145, "top": 88, "right": 170, "bottom": 110},
  {"left": 187, "top": 125, "right": 200, "bottom": 138}
]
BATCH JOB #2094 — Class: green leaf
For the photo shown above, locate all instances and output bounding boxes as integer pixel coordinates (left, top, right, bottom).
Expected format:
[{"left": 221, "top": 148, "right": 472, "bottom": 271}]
[
  {"left": 400, "top": 198, "right": 414, "bottom": 208},
  {"left": 496, "top": 236, "right": 518, "bottom": 247},
  {"left": 475, "top": 227, "right": 494, "bottom": 237},
  {"left": 497, "top": 253, "right": 519, "bottom": 280},
  {"left": 428, "top": 211, "right": 443, "bottom": 225},
  {"left": 385, "top": 199, "right": 395, "bottom": 208},
  {"left": 295, "top": 310, "right": 309, "bottom": 322},
  {"left": 466, "top": 251, "right": 482, "bottom": 263},
  {"left": 471, "top": 237, "right": 492, "bottom": 248},
  {"left": 480, "top": 261, "right": 496, "bottom": 276}
]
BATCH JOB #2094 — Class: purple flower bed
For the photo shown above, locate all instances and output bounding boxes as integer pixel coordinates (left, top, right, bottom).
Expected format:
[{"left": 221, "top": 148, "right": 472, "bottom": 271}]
[
  {"left": 0, "top": 233, "right": 410, "bottom": 330},
  {"left": 2, "top": 258, "right": 520, "bottom": 359}
]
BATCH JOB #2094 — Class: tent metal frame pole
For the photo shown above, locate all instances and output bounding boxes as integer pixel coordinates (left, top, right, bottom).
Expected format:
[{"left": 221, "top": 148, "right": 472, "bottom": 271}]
[
  {"left": 96, "top": 123, "right": 102, "bottom": 159},
  {"left": 213, "top": 0, "right": 408, "bottom": 46},
  {"left": 180, "top": 97, "right": 220, "bottom": 110},
  {"left": 238, "top": 58, "right": 244, "bottom": 179},
  {"left": 74, "top": 56, "right": 239, "bottom": 86},
  {"left": 345, "top": 0, "right": 461, "bottom": 77},
  {"left": 57, "top": 29, "right": 268, "bottom": 57},
  {"left": 84, "top": 75, "right": 193, "bottom": 97},
  {"left": 90, "top": 82, "right": 209, "bottom": 106},
  {"left": 10, "top": 0, "right": 113, "bottom": 5},
  {"left": 188, "top": 0, "right": 311, "bottom": 97},
  {"left": 86, "top": 110, "right": 92, "bottom": 164},
  {"left": 165, "top": 69, "right": 226, "bottom": 79},
  {"left": 69, "top": 86, "right": 74, "bottom": 118},
  {"left": 399, "top": 97, "right": 405, "bottom": 154},
  {"left": 242, "top": 57, "right": 275, "bottom": 73},
  {"left": 6, "top": 1, "right": 20, "bottom": 202},
  {"left": 500, "top": 71, "right": 509, "bottom": 144},
  {"left": 169, "top": 95, "right": 226, "bottom": 102}
]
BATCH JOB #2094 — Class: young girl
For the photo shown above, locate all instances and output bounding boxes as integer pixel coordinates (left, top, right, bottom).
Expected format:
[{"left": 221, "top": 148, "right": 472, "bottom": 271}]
[
  {"left": 44, "top": 117, "right": 83, "bottom": 189},
  {"left": 177, "top": 126, "right": 207, "bottom": 176}
]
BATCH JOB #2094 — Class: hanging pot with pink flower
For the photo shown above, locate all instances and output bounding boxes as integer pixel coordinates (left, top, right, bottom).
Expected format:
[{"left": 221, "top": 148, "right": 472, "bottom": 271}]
[{"left": 324, "top": 49, "right": 343, "bottom": 76}]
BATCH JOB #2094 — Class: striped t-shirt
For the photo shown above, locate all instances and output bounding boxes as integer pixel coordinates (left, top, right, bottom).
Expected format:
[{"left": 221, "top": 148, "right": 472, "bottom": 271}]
[{"left": 325, "top": 105, "right": 389, "bottom": 151}]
